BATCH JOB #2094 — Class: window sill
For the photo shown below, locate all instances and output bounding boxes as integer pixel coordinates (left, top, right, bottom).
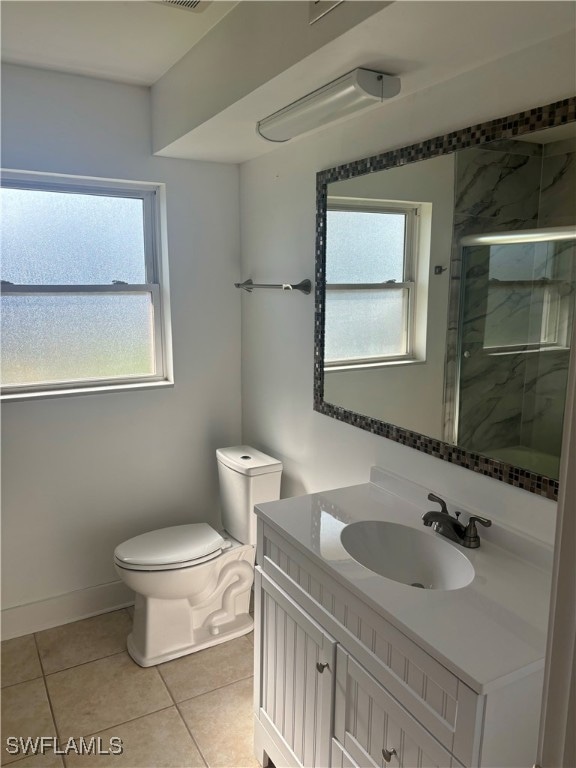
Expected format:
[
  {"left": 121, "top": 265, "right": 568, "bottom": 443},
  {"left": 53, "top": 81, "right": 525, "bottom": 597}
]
[
  {"left": 324, "top": 358, "right": 425, "bottom": 373},
  {"left": 1, "top": 379, "right": 174, "bottom": 402},
  {"left": 485, "top": 346, "right": 570, "bottom": 357}
]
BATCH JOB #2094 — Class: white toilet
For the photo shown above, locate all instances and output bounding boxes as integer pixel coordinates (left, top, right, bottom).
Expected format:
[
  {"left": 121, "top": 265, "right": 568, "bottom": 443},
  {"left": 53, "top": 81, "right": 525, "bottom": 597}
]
[{"left": 114, "top": 446, "right": 282, "bottom": 667}]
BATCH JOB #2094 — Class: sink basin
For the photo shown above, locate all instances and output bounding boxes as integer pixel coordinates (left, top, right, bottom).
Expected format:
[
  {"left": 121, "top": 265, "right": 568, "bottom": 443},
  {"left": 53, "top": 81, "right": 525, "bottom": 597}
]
[{"left": 340, "top": 521, "right": 475, "bottom": 590}]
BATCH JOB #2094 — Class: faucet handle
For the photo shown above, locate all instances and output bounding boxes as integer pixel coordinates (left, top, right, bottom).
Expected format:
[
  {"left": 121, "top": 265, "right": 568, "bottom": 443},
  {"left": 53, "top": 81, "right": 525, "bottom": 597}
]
[
  {"left": 427, "top": 492, "right": 448, "bottom": 515},
  {"left": 470, "top": 515, "right": 492, "bottom": 528},
  {"left": 462, "top": 515, "right": 492, "bottom": 548}
]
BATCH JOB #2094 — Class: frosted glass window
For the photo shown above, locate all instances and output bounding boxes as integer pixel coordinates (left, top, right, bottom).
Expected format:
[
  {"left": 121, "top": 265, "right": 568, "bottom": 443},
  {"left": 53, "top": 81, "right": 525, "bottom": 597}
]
[
  {"left": 325, "top": 289, "right": 407, "bottom": 362},
  {"left": 1, "top": 175, "right": 169, "bottom": 396},
  {"left": 326, "top": 210, "right": 405, "bottom": 283},
  {"left": 1, "top": 189, "right": 146, "bottom": 284},
  {"left": 324, "top": 203, "right": 417, "bottom": 366},
  {"left": 1, "top": 295, "right": 154, "bottom": 386}
]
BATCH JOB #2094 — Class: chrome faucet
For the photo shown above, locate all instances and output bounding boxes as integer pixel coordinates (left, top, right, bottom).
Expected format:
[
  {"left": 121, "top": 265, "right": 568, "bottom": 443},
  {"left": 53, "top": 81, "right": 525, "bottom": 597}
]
[{"left": 422, "top": 493, "right": 492, "bottom": 548}]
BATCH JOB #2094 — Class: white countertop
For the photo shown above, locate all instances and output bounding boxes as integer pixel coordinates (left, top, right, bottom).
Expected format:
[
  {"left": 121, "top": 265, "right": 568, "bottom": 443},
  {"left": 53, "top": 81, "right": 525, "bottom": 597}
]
[{"left": 255, "top": 471, "right": 553, "bottom": 695}]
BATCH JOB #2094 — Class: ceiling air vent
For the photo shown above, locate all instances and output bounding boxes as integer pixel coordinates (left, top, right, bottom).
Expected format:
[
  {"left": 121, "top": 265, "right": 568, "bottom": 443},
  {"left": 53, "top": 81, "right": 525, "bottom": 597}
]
[{"left": 156, "top": 1, "right": 212, "bottom": 12}]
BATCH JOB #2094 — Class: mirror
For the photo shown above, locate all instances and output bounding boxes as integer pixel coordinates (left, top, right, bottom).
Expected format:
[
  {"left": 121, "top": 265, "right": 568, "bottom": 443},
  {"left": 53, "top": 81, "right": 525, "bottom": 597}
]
[{"left": 314, "top": 98, "right": 576, "bottom": 499}]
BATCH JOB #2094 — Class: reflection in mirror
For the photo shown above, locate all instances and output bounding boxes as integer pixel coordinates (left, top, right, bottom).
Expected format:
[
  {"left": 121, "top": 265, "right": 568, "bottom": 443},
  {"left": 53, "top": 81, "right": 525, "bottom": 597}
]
[
  {"left": 325, "top": 203, "right": 414, "bottom": 366},
  {"left": 454, "top": 230, "right": 575, "bottom": 479},
  {"left": 323, "top": 154, "right": 450, "bottom": 438},
  {"left": 315, "top": 100, "right": 576, "bottom": 497}
]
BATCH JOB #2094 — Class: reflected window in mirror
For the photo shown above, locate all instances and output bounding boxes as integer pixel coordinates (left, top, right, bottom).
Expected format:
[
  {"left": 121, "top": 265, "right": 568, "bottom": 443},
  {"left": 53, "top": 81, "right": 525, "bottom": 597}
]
[
  {"left": 325, "top": 199, "right": 420, "bottom": 367},
  {"left": 472, "top": 237, "right": 575, "bottom": 352}
]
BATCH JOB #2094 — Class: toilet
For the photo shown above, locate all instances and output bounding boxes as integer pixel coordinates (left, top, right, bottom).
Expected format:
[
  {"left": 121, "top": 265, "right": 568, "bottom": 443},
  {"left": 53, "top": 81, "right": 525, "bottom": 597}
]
[{"left": 114, "top": 446, "right": 282, "bottom": 667}]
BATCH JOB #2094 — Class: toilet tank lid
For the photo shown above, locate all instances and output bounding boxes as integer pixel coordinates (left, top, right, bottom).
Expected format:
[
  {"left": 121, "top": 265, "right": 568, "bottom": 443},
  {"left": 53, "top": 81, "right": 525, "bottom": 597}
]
[
  {"left": 114, "top": 523, "right": 225, "bottom": 567},
  {"left": 216, "top": 446, "right": 282, "bottom": 476}
]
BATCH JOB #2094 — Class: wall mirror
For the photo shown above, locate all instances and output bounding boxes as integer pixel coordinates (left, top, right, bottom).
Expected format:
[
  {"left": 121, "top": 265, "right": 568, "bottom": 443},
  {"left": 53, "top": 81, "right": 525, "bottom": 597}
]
[{"left": 314, "top": 98, "right": 576, "bottom": 499}]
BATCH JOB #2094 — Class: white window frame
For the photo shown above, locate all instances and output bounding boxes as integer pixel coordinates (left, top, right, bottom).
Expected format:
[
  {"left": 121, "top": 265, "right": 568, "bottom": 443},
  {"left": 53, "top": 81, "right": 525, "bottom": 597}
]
[
  {"left": 0, "top": 170, "right": 173, "bottom": 400},
  {"left": 460, "top": 229, "right": 576, "bottom": 357},
  {"left": 482, "top": 278, "right": 570, "bottom": 355},
  {"left": 324, "top": 198, "right": 420, "bottom": 369}
]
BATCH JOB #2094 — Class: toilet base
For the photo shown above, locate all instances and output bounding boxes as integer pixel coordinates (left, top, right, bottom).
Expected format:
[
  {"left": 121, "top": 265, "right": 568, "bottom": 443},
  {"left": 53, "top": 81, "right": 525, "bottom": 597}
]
[
  {"left": 122, "top": 542, "right": 256, "bottom": 667},
  {"left": 126, "top": 612, "right": 253, "bottom": 667}
]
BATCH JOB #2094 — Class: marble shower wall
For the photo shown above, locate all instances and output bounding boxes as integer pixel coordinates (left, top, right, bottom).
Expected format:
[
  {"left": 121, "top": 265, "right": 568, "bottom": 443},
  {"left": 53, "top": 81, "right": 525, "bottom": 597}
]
[
  {"left": 445, "top": 137, "right": 576, "bottom": 478},
  {"left": 539, "top": 137, "right": 576, "bottom": 227}
]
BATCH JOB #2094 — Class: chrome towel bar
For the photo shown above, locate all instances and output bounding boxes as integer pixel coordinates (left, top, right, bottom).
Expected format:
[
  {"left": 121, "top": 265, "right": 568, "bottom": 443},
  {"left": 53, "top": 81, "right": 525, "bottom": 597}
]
[{"left": 234, "top": 279, "right": 311, "bottom": 295}]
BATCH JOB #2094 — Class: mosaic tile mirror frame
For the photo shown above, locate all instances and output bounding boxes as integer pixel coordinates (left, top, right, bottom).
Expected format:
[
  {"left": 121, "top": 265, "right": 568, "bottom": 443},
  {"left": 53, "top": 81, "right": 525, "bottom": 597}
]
[{"left": 314, "top": 97, "right": 576, "bottom": 500}]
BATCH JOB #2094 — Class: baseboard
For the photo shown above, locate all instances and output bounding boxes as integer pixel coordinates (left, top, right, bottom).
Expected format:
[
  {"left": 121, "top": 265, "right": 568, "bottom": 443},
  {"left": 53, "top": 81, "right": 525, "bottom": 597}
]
[{"left": 1, "top": 580, "right": 134, "bottom": 640}]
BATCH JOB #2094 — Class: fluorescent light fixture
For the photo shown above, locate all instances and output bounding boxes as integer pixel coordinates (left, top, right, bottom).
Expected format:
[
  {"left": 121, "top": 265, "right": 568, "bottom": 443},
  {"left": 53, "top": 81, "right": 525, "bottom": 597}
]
[
  {"left": 257, "top": 68, "right": 401, "bottom": 143},
  {"left": 461, "top": 227, "right": 576, "bottom": 245}
]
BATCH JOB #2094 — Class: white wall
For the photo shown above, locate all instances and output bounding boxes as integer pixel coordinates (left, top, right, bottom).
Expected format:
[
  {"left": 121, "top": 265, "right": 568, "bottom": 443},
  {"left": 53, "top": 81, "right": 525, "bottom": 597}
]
[
  {"left": 1, "top": 64, "right": 242, "bottom": 636},
  {"left": 239, "top": 33, "right": 576, "bottom": 546}
]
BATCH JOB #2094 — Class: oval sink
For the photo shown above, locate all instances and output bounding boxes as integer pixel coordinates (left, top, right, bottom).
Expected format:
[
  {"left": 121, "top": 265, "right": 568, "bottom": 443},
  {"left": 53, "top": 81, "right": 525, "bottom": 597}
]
[{"left": 340, "top": 521, "right": 475, "bottom": 590}]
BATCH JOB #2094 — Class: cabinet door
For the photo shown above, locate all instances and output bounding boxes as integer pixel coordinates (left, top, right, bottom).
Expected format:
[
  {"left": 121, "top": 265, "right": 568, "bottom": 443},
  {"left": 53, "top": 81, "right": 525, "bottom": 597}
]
[
  {"left": 333, "top": 647, "right": 462, "bottom": 768},
  {"left": 256, "top": 569, "right": 336, "bottom": 767}
]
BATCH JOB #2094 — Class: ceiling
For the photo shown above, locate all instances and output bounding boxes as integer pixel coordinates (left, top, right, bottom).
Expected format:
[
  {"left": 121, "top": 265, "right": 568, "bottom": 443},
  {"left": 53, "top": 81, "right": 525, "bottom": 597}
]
[
  {"left": 0, "top": 1, "right": 238, "bottom": 85},
  {"left": 155, "top": 1, "right": 576, "bottom": 162},
  {"left": 2, "top": 1, "right": 575, "bottom": 163}
]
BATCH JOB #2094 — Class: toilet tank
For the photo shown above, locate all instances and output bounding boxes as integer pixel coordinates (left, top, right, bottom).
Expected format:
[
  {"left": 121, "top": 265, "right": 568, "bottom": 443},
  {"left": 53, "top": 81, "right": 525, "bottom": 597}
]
[{"left": 216, "top": 446, "right": 282, "bottom": 546}]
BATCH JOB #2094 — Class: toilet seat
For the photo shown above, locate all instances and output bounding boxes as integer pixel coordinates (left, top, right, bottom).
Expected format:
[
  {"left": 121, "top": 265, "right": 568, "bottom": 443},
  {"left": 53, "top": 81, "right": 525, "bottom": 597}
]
[{"left": 114, "top": 523, "right": 230, "bottom": 572}]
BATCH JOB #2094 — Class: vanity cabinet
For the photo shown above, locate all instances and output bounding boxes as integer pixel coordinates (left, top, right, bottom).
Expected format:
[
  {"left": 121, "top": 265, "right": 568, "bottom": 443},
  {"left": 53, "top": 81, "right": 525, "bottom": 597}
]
[
  {"left": 254, "top": 518, "right": 542, "bottom": 768},
  {"left": 256, "top": 565, "right": 462, "bottom": 768}
]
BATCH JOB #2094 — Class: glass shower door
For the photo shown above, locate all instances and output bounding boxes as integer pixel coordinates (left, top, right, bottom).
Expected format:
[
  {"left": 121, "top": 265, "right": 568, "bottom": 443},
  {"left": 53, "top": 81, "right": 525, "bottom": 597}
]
[{"left": 456, "top": 229, "right": 575, "bottom": 478}]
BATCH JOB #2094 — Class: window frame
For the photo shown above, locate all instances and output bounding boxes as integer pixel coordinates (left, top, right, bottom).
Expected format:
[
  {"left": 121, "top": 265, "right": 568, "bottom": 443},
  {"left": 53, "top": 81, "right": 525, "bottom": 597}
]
[
  {"left": 324, "top": 198, "right": 420, "bottom": 369},
  {"left": 460, "top": 232, "right": 576, "bottom": 358},
  {"left": 0, "top": 171, "right": 172, "bottom": 399},
  {"left": 482, "top": 278, "right": 570, "bottom": 355}
]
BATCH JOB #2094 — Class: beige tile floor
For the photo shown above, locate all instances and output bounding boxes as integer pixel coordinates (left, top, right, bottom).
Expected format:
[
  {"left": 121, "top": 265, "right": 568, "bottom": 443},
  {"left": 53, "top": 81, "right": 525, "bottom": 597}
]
[{"left": 1, "top": 609, "right": 259, "bottom": 768}]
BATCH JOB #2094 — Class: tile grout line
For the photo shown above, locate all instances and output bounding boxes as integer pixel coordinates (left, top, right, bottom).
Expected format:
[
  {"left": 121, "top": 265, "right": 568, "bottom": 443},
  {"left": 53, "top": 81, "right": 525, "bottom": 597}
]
[
  {"left": 157, "top": 666, "right": 209, "bottom": 768},
  {"left": 69, "top": 703, "right": 176, "bottom": 748},
  {"left": 1, "top": 675, "right": 44, "bottom": 692},
  {"left": 42, "top": 649, "right": 130, "bottom": 678},
  {"left": 32, "top": 632, "right": 65, "bottom": 767},
  {"left": 173, "top": 672, "right": 255, "bottom": 706}
]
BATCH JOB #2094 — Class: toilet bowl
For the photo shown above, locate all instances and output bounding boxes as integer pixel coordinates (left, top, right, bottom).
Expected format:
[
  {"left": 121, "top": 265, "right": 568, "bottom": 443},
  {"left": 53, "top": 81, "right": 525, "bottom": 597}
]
[{"left": 114, "top": 446, "right": 282, "bottom": 667}]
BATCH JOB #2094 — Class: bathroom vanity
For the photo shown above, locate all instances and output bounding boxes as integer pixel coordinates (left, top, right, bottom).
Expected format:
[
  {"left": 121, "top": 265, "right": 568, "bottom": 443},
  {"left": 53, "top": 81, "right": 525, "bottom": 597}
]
[{"left": 253, "top": 468, "right": 552, "bottom": 768}]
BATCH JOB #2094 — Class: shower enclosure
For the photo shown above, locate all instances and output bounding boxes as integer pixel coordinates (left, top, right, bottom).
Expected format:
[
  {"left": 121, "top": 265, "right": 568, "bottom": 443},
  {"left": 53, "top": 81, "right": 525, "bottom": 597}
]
[{"left": 453, "top": 228, "right": 575, "bottom": 478}]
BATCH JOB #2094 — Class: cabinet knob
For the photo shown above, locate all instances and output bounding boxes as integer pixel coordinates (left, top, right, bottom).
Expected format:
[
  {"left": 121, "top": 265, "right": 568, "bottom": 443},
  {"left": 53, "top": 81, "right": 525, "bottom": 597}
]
[
  {"left": 382, "top": 747, "right": 397, "bottom": 762},
  {"left": 316, "top": 662, "right": 329, "bottom": 673}
]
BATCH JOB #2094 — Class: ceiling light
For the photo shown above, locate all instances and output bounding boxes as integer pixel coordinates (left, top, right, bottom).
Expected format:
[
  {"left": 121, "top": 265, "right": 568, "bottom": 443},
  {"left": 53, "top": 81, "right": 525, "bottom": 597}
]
[
  {"left": 461, "top": 227, "right": 576, "bottom": 245},
  {"left": 257, "top": 68, "right": 401, "bottom": 143}
]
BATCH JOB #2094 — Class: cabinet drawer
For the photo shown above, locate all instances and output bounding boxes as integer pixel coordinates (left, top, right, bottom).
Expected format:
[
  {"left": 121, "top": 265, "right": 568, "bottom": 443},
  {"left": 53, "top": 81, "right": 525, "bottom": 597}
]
[
  {"left": 334, "top": 646, "right": 465, "bottom": 768},
  {"left": 260, "top": 523, "right": 480, "bottom": 765}
]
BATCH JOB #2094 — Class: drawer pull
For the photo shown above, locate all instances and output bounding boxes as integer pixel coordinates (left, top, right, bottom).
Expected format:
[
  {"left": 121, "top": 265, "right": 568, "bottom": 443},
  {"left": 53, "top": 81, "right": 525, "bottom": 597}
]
[
  {"left": 382, "top": 747, "right": 397, "bottom": 762},
  {"left": 316, "top": 662, "right": 329, "bottom": 673}
]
